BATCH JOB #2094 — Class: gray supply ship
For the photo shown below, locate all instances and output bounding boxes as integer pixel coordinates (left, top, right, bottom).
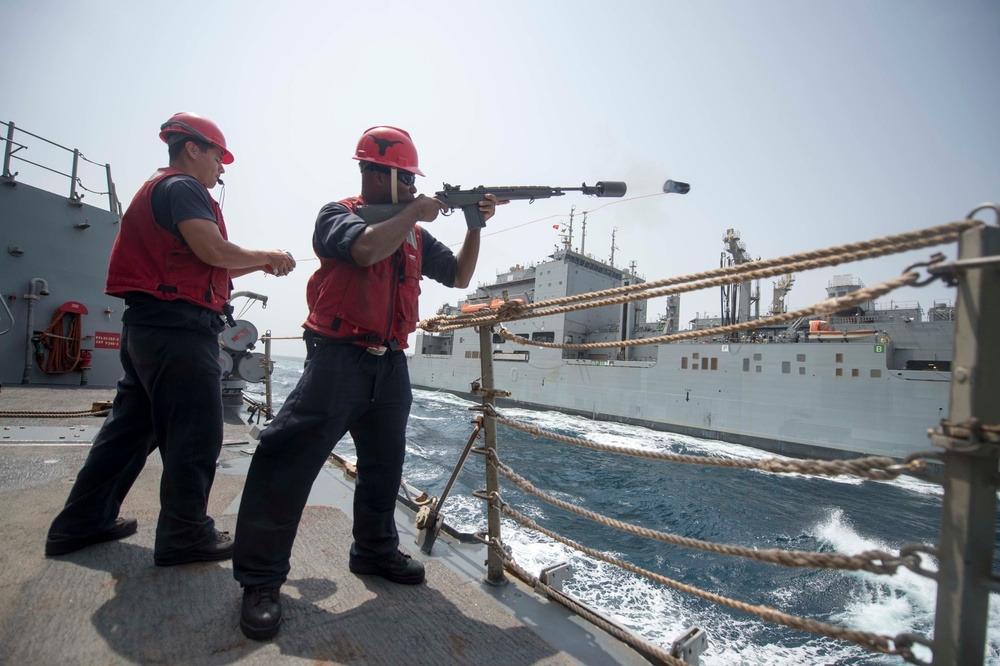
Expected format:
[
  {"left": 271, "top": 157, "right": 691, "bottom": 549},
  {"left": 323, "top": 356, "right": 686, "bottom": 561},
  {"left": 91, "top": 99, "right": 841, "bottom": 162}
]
[{"left": 409, "top": 228, "right": 955, "bottom": 461}]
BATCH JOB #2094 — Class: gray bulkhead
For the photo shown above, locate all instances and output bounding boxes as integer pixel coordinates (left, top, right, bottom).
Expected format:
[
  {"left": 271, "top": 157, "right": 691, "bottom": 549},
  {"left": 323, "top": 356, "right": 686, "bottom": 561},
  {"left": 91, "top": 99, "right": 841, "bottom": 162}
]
[{"left": 0, "top": 181, "right": 124, "bottom": 387}]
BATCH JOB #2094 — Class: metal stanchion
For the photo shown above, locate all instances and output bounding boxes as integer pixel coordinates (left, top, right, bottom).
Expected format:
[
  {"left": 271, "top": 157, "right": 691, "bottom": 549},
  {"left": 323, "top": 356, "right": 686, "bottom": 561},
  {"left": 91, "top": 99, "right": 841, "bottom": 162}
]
[{"left": 931, "top": 212, "right": 999, "bottom": 666}]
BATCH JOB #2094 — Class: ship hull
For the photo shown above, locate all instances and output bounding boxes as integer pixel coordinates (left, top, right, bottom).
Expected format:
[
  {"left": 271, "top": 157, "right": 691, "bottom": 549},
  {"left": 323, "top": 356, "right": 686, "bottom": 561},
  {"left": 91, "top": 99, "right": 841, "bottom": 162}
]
[{"left": 410, "top": 340, "right": 950, "bottom": 460}]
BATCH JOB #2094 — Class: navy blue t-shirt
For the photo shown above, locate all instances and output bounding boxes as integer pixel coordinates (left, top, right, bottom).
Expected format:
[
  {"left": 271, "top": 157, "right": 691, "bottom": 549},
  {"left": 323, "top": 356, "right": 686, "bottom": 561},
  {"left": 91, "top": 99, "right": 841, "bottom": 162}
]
[
  {"left": 122, "top": 175, "right": 225, "bottom": 334},
  {"left": 313, "top": 201, "right": 458, "bottom": 286},
  {"left": 151, "top": 175, "right": 217, "bottom": 238}
]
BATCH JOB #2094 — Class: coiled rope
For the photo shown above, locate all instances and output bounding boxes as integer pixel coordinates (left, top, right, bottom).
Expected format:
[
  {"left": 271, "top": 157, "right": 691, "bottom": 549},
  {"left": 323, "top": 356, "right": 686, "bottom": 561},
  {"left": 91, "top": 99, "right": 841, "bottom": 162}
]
[{"left": 38, "top": 310, "right": 83, "bottom": 374}]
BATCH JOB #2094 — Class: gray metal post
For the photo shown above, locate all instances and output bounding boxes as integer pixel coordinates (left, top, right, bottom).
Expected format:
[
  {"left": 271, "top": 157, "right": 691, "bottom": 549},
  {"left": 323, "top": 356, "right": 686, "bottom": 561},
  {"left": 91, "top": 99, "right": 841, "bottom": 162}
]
[
  {"left": 106, "top": 164, "right": 122, "bottom": 217},
  {"left": 479, "top": 325, "right": 507, "bottom": 585},
  {"left": 264, "top": 329, "right": 274, "bottom": 419},
  {"left": 263, "top": 331, "right": 274, "bottom": 419},
  {"left": 69, "top": 149, "right": 80, "bottom": 203},
  {"left": 2, "top": 121, "right": 14, "bottom": 178},
  {"left": 932, "top": 221, "right": 999, "bottom": 666},
  {"left": 104, "top": 163, "right": 116, "bottom": 215}
]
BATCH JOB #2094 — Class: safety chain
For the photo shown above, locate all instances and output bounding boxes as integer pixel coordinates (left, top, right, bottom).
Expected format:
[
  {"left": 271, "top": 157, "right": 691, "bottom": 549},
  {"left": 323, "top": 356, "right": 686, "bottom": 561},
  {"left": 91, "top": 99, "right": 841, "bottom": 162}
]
[
  {"left": 483, "top": 536, "right": 689, "bottom": 666},
  {"left": 489, "top": 450, "right": 919, "bottom": 575},
  {"left": 419, "top": 221, "right": 976, "bottom": 333},
  {"left": 0, "top": 409, "right": 110, "bottom": 418},
  {"left": 482, "top": 405, "right": 925, "bottom": 481},
  {"left": 477, "top": 491, "right": 927, "bottom": 663},
  {"left": 77, "top": 152, "right": 108, "bottom": 168},
  {"left": 74, "top": 179, "right": 111, "bottom": 196},
  {"left": 497, "top": 272, "right": 918, "bottom": 349}
]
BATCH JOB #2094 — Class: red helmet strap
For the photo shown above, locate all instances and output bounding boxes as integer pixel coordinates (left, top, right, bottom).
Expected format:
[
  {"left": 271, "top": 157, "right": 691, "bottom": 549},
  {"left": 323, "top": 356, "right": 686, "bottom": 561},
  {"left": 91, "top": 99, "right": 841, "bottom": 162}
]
[{"left": 161, "top": 120, "right": 213, "bottom": 146}]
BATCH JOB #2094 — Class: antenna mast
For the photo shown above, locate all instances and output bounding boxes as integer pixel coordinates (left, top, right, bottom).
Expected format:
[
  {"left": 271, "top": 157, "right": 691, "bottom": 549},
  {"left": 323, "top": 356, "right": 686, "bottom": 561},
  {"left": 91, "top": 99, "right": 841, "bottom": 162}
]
[
  {"left": 561, "top": 206, "right": 576, "bottom": 251},
  {"left": 609, "top": 226, "right": 619, "bottom": 267}
]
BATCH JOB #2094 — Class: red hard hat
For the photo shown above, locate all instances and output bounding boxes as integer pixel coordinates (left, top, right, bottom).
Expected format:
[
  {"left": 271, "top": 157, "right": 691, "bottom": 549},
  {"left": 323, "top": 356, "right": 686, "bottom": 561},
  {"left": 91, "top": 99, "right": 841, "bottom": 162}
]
[
  {"left": 159, "top": 112, "right": 234, "bottom": 164},
  {"left": 353, "top": 126, "right": 423, "bottom": 176}
]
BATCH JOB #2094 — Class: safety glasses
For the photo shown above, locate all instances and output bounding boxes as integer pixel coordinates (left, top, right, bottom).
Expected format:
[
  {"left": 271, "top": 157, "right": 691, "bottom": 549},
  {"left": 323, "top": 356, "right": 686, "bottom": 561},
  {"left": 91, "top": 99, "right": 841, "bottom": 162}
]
[{"left": 365, "top": 163, "right": 416, "bottom": 186}]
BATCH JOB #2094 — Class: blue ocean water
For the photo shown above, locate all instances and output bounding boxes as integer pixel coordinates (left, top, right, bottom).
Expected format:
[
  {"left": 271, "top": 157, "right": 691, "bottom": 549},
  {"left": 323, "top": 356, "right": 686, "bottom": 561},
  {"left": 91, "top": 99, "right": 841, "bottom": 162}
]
[{"left": 260, "top": 355, "right": 1000, "bottom": 665}]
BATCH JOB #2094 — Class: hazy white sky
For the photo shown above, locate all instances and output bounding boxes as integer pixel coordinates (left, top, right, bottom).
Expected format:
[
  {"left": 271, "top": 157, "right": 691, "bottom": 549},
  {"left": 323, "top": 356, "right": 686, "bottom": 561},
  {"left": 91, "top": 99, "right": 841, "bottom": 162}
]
[{"left": 6, "top": 0, "right": 998, "bottom": 356}]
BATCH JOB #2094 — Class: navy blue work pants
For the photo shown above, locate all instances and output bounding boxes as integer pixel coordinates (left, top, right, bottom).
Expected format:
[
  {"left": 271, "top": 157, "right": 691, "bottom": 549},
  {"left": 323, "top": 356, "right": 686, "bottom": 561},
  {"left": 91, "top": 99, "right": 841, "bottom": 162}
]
[
  {"left": 233, "top": 341, "right": 411, "bottom": 589},
  {"left": 47, "top": 323, "right": 224, "bottom": 557}
]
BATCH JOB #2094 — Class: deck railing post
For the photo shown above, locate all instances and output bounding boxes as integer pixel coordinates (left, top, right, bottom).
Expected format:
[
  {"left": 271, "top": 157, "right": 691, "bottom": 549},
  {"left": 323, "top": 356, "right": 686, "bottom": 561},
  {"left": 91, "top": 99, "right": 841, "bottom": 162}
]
[
  {"left": 68, "top": 149, "right": 81, "bottom": 204},
  {"left": 2, "top": 121, "right": 14, "bottom": 179},
  {"left": 263, "top": 331, "right": 274, "bottom": 420},
  {"left": 105, "top": 163, "right": 120, "bottom": 217},
  {"left": 479, "top": 324, "right": 508, "bottom": 585},
  {"left": 931, "top": 217, "right": 999, "bottom": 666}
]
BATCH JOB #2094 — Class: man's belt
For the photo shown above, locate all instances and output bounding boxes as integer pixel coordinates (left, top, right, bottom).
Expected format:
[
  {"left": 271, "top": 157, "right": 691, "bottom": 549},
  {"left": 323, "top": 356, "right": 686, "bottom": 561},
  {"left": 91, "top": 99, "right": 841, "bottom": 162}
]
[{"left": 306, "top": 330, "right": 398, "bottom": 355}]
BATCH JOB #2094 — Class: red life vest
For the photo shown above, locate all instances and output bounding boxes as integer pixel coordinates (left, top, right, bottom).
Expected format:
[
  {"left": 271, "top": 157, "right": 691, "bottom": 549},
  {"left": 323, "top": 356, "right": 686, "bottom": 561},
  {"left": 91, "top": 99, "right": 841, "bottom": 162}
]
[
  {"left": 106, "top": 168, "right": 231, "bottom": 313},
  {"left": 304, "top": 196, "right": 423, "bottom": 349}
]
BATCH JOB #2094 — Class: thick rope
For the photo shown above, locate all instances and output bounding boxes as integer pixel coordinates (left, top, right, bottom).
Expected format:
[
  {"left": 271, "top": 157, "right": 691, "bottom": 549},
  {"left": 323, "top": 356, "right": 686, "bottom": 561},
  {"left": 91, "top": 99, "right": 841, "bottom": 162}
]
[
  {"left": 485, "top": 406, "right": 922, "bottom": 481},
  {"left": 419, "top": 221, "right": 975, "bottom": 332},
  {"left": 493, "top": 455, "right": 915, "bottom": 575},
  {"left": 0, "top": 409, "right": 110, "bottom": 418},
  {"left": 492, "top": 499, "right": 920, "bottom": 661},
  {"left": 496, "top": 272, "right": 917, "bottom": 349},
  {"left": 423, "top": 242, "right": 936, "bottom": 333}
]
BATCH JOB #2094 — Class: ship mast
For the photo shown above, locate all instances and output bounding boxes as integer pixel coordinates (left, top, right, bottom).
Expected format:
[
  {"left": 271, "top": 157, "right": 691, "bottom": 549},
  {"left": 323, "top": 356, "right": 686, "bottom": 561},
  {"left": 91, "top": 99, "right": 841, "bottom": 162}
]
[
  {"left": 560, "top": 206, "right": 576, "bottom": 251},
  {"left": 609, "top": 226, "right": 619, "bottom": 268}
]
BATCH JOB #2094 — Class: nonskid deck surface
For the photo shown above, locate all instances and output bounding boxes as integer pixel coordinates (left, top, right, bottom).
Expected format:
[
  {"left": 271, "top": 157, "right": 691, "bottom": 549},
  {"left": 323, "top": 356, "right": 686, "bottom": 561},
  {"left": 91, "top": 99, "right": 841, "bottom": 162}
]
[{"left": 0, "top": 386, "right": 644, "bottom": 665}]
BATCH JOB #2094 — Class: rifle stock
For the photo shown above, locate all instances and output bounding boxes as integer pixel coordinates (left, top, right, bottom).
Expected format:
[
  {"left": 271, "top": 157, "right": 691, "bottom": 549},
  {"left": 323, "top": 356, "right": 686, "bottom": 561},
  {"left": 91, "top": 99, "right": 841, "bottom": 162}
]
[{"left": 356, "top": 181, "right": 627, "bottom": 230}]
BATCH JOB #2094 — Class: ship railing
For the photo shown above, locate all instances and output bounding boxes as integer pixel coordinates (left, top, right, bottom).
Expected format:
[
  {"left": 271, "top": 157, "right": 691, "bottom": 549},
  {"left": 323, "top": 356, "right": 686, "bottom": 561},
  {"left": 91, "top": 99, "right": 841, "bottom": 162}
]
[
  {"left": 869, "top": 300, "right": 922, "bottom": 313},
  {"left": 828, "top": 275, "right": 866, "bottom": 288},
  {"left": 248, "top": 208, "right": 997, "bottom": 664},
  {"left": 1, "top": 120, "right": 122, "bottom": 217},
  {"left": 470, "top": 396, "right": 945, "bottom": 664},
  {"left": 407, "top": 206, "right": 999, "bottom": 665}
]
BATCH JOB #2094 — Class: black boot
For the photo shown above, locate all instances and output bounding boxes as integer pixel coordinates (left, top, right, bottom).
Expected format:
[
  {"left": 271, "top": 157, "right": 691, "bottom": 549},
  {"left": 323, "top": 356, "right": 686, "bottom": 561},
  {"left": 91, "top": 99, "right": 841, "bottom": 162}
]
[
  {"left": 154, "top": 529, "right": 234, "bottom": 567},
  {"left": 349, "top": 548, "right": 425, "bottom": 584},
  {"left": 45, "top": 517, "right": 139, "bottom": 556},
  {"left": 240, "top": 586, "right": 282, "bottom": 640}
]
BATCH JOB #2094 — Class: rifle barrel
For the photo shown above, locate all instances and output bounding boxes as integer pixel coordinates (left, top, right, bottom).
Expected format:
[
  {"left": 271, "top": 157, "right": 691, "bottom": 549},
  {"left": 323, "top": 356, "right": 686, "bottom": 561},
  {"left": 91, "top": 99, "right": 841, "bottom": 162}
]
[{"left": 356, "top": 180, "right": 627, "bottom": 227}]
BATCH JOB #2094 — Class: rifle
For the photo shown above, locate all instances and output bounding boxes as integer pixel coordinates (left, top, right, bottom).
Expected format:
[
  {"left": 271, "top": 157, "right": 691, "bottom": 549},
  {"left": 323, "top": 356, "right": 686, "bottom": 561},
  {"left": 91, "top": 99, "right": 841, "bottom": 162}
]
[{"left": 356, "top": 181, "right": 627, "bottom": 230}]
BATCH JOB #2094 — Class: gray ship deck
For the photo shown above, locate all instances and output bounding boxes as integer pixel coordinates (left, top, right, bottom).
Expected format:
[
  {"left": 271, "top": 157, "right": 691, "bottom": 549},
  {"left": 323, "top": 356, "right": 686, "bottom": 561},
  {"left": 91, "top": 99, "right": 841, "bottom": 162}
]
[{"left": 0, "top": 386, "right": 648, "bottom": 665}]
